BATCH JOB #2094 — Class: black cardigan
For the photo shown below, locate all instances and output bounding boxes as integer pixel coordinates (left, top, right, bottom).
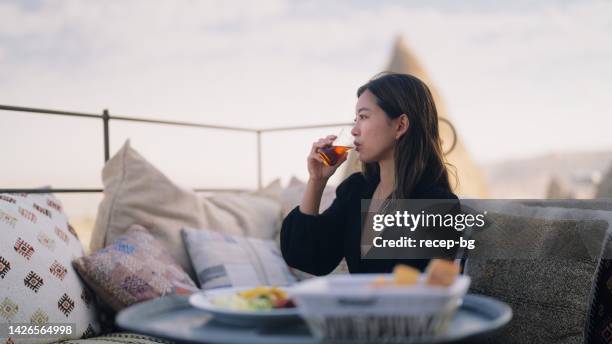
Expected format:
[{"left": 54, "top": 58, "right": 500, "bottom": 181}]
[{"left": 280, "top": 172, "right": 458, "bottom": 275}]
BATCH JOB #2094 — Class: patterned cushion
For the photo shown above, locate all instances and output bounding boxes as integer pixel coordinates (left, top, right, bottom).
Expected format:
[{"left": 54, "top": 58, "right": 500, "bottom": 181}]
[
  {"left": 0, "top": 193, "right": 100, "bottom": 344},
  {"left": 181, "top": 227, "right": 296, "bottom": 290},
  {"left": 73, "top": 225, "right": 198, "bottom": 311}
]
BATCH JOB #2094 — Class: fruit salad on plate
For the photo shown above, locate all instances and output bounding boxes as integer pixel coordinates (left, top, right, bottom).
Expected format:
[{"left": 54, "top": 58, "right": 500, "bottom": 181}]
[{"left": 211, "top": 286, "right": 295, "bottom": 311}]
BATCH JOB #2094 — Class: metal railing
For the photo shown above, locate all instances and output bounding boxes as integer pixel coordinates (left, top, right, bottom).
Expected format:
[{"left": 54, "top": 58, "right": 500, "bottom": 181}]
[{"left": 0, "top": 104, "right": 456, "bottom": 194}]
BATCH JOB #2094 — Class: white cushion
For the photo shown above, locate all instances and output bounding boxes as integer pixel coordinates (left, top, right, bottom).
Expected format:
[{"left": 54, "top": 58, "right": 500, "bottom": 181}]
[
  {"left": 281, "top": 177, "right": 336, "bottom": 217},
  {"left": 91, "top": 140, "right": 283, "bottom": 280},
  {"left": 204, "top": 192, "right": 282, "bottom": 240},
  {"left": 91, "top": 140, "right": 210, "bottom": 279}
]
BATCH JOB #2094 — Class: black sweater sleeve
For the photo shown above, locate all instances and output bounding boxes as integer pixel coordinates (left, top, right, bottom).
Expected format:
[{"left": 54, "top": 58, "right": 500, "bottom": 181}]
[{"left": 280, "top": 174, "right": 357, "bottom": 276}]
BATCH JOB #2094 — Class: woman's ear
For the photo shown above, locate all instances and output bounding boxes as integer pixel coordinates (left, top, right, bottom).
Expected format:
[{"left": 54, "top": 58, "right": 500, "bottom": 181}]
[{"left": 396, "top": 114, "right": 409, "bottom": 139}]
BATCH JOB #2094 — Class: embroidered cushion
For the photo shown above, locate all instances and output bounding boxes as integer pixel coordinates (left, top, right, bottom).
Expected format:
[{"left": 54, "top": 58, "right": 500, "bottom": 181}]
[
  {"left": 73, "top": 224, "right": 198, "bottom": 311},
  {"left": 0, "top": 193, "right": 100, "bottom": 343}
]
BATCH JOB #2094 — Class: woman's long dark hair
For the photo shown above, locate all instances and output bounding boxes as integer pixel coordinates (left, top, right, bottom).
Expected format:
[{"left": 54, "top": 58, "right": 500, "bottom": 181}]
[{"left": 357, "top": 72, "right": 454, "bottom": 198}]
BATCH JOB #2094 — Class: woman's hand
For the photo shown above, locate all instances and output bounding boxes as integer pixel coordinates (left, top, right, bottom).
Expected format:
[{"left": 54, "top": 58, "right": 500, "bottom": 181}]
[{"left": 307, "top": 135, "right": 348, "bottom": 182}]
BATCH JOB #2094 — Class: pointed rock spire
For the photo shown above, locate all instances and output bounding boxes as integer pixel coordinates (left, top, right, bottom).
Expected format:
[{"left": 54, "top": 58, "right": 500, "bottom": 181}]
[{"left": 343, "top": 35, "right": 488, "bottom": 197}]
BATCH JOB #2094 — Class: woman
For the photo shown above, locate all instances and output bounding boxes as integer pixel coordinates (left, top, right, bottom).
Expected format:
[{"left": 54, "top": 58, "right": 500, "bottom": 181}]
[{"left": 280, "top": 72, "right": 458, "bottom": 276}]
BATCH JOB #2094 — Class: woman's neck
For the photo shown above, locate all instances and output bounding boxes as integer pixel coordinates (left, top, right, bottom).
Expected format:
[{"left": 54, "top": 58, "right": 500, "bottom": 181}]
[{"left": 378, "top": 157, "right": 395, "bottom": 196}]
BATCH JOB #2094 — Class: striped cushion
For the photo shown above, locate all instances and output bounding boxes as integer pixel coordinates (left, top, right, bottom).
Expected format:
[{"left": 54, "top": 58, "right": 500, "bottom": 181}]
[{"left": 182, "top": 227, "right": 295, "bottom": 290}]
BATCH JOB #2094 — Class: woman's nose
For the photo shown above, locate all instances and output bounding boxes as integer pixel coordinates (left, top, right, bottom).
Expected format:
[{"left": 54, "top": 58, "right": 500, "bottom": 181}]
[{"left": 351, "top": 125, "right": 359, "bottom": 137}]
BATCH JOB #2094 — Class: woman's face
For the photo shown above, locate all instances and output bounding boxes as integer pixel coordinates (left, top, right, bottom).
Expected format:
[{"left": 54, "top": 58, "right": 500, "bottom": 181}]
[{"left": 351, "top": 89, "right": 399, "bottom": 163}]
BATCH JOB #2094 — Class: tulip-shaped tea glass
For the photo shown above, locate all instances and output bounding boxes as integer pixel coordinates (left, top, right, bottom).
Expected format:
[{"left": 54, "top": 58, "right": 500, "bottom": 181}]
[{"left": 317, "top": 128, "right": 354, "bottom": 167}]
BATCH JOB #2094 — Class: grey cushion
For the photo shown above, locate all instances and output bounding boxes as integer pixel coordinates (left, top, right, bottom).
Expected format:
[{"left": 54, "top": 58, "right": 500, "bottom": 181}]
[
  {"left": 517, "top": 200, "right": 612, "bottom": 344},
  {"left": 465, "top": 212, "right": 609, "bottom": 344}
]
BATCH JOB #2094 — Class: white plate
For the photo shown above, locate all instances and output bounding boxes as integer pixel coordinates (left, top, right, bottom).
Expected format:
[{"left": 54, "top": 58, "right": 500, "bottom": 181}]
[{"left": 189, "top": 287, "right": 301, "bottom": 327}]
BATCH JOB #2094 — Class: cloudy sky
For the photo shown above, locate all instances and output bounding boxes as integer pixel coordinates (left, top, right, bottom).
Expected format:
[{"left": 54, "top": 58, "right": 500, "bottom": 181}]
[{"left": 1, "top": 0, "right": 611, "bottom": 194}]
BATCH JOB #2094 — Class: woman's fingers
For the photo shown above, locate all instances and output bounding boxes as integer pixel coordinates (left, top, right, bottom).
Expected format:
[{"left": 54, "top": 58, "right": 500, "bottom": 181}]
[
  {"left": 308, "top": 147, "right": 325, "bottom": 163},
  {"left": 318, "top": 137, "right": 334, "bottom": 147},
  {"left": 310, "top": 142, "right": 318, "bottom": 154},
  {"left": 311, "top": 137, "right": 335, "bottom": 152},
  {"left": 311, "top": 142, "right": 325, "bottom": 155}
]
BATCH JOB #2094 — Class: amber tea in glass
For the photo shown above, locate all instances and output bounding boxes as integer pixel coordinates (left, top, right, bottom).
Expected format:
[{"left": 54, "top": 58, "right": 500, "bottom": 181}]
[
  {"left": 317, "top": 128, "right": 354, "bottom": 166},
  {"left": 318, "top": 145, "right": 352, "bottom": 166}
]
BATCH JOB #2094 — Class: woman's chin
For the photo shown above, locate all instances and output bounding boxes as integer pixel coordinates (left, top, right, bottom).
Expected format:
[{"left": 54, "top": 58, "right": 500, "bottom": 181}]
[{"left": 357, "top": 153, "right": 374, "bottom": 163}]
